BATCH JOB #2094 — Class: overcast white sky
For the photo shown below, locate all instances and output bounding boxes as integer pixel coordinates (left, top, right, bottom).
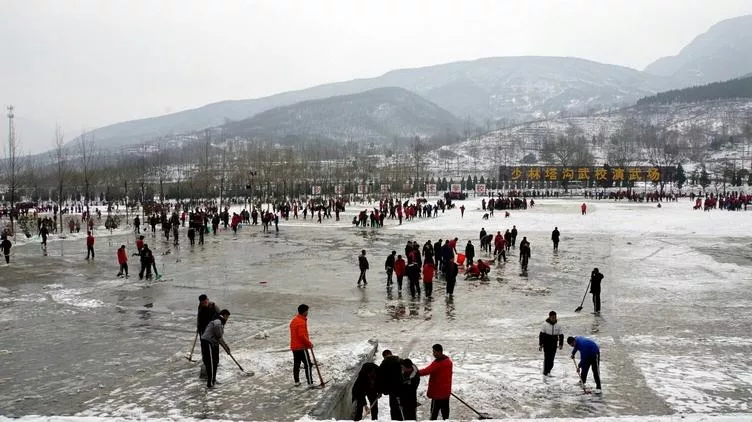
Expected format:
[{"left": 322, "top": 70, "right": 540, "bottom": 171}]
[{"left": 2, "top": 0, "right": 752, "bottom": 153}]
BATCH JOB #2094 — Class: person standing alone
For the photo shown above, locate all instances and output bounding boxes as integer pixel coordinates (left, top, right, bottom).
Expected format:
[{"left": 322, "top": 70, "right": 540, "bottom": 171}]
[
  {"left": 538, "top": 311, "right": 564, "bottom": 376},
  {"left": 590, "top": 268, "right": 604, "bottom": 314},
  {"left": 85, "top": 231, "right": 95, "bottom": 259},
  {"left": 551, "top": 227, "right": 560, "bottom": 251},
  {"left": 290, "top": 304, "right": 314, "bottom": 387},
  {"left": 357, "top": 250, "right": 369, "bottom": 287}
]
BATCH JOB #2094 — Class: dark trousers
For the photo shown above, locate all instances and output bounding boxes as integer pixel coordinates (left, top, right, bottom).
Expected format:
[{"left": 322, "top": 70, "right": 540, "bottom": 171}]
[
  {"left": 430, "top": 398, "right": 450, "bottom": 420},
  {"left": 386, "top": 268, "right": 393, "bottom": 285},
  {"left": 580, "top": 354, "right": 601, "bottom": 389},
  {"left": 3, "top": 253, "right": 9, "bottom": 264},
  {"left": 409, "top": 278, "right": 421, "bottom": 297},
  {"left": 543, "top": 346, "right": 557, "bottom": 375},
  {"left": 352, "top": 394, "right": 378, "bottom": 420},
  {"left": 446, "top": 278, "right": 456, "bottom": 295},
  {"left": 358, "top": 269, "right": 367, "bottom": 285},
  {"left": 139, "top": 262, "right": 152, "bottom": 279},
  {"left": 200, "top": 339, "right": 219, "bottom": 388},
  {"left": 424, "top": 282, "right": 433, "bottom": 297},
  {"left": 389, "top": 394, "right": 405, "bottom": 420},
  {"left": 592, "top": 292, "right": 601, "bottom": 312},
  {"left": 292, "top": 349, "right": 313, "bottom": 384},
  {"left": 396, "top": 275, "right": 404, "bottom": 290},
  {"left": 86, "top": 245, "right": 95, "bottom": 259},
  {"left": 553, "top": 240, "right": 559, "bottom": 250},
  {"left": 118, "top": 263, "right": 128, "bottom": 276}
]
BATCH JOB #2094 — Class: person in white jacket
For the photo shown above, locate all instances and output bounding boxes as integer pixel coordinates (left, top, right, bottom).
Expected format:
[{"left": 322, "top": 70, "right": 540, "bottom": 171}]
[{"left": 538, "top": 311, "right": 564, "bottom": 375}]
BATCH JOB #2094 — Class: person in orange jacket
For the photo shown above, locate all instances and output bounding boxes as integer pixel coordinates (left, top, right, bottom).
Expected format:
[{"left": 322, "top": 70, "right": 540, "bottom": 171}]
[
  {"left": 289, "top": 304, "right": 314, "bottom": 387},
  {"left": 422, "top": 261, "right": 435, "bottom": 297},
  {"left": 116, "top": 245, "right": 128, "bottom": 278},
  {"left": 418, "top": 344, "right": 453, "bottom": 420}
]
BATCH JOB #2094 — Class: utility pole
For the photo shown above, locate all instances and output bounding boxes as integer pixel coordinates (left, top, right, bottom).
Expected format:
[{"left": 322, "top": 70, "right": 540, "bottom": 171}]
[{"left": 6, "top": 105, "right": 16, "bottom": 237}]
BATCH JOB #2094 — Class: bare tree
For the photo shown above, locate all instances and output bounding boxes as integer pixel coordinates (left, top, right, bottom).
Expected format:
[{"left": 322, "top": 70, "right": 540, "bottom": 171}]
[
  {"left": 52, "top": 124, "right": 67, "bottom": 232},
  {"left": 78, "top": 130, "right": 97, "bottom": 216}
]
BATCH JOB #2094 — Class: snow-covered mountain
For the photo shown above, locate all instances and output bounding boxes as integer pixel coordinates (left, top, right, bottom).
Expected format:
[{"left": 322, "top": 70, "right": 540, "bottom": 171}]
[
  {"left": 645, "top": 15, "right": 752, "bottom": 85},
  {"left": 220, "top": 87, "right": 463, "bottom": 145},
  {"left": 425, "top": 98, "right": 752, "bottom": 176}
]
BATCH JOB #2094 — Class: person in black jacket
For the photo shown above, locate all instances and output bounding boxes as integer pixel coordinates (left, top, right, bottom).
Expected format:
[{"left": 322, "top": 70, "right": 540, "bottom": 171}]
[
  {"left": 384, "top": 251, "right": 396, "bottom": 287},
  {"left": 399, "top": 358, "right": 420, "bottom": 421},
  {"left": 464, "top": 241, "right": 475, "bottom": 269},
  {"left": 590, "top": 268, "right": 604, "bottom": 314},
  {"left": 538, "top": 311, "right": 564, "bottom": 375},
  {"left": 378, "top": 350, "right": 404, "bottom": 420},
  {"left": 352, "top": 362, "right": 379, "bottom": 420},
  {"left": 551, "top": 227, "right": 560, "bottom": 251},
  {"left": 405, "top": 258, "right": 421, "bottom": 298},
  {"left": 358, "top": 250, "right": 369, "bottom": 287},
  {"left": 445, "top": 260, "right": 459, "bottom": 296}
]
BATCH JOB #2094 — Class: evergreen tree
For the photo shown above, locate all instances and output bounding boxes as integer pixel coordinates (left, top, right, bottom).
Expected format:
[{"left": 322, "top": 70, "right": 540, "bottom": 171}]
[
  {"left": 699, "top": 167, "right": 710, "bottom": 189},
  {"left": 441, "top": 177, "right": 448, "bottom": 191},
  {"left": 472, "top": 175, "right": 478, "bottom": 186},
  {"left": 675, "top": 163, "right": 686, "bottom": 189},
  {"left": 748, "top": 171, "right": 752, "bottom": 187},
  {"left": 479, "top": 175, "right": 485, "bottom": 185}
]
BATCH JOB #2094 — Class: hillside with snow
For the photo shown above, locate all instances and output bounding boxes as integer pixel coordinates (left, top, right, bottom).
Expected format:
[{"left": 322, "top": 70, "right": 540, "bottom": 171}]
[{"left": 425, "top": 98, "right": 752, "bottom": 176}]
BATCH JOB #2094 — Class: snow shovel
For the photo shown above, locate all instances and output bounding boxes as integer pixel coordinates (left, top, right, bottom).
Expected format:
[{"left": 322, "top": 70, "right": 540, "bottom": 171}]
[
  {"left": 222, "top": 343, "right": 254, "bottom": 376},
  {"left": 574, "top": 280, "right": 591, "bottom": 312},
  {"left": 451, "top": 392, "right": 492, "bottom": 419},
  {"left": 572, "top": 358, "right": 591, "bottom": 394},
  {"left": 308, "top": 348, "right": 327, "bottom": 388},
  {"left": 185, "top": 332, "right": 199, "bottom": 362}
]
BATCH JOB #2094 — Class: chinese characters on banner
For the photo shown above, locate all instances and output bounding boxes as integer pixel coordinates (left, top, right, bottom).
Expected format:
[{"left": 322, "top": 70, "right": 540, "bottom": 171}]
[
  {"left": 426, "top": 183, "right": 437, "bottom": 195},
  {"left": 450, "top": 183, "right": 462, "bottom": 193},
  {"left": 498, "top": 166, "right": 666, "bottom": 184},
  {"left": 475, "top": 184, "right": 486, "bottom": 193},
  {"left": 312, "top": 185, "right": 321, "bottom": 195},
  {"left": 334, "top": 185, "right": 344, "bottom": 195},
  {"left": 380, "top": 184, "right": 390, "bottom": 193}
]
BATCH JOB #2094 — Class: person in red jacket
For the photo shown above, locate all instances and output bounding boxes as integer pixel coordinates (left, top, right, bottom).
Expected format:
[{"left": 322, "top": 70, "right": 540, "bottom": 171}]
[
  {"left": 85, "top": 231, "right": 95, "bottom": 260},
  {"left": 422, "top": 262, "right": 435, "bottom": 298},
  {"left": 418, "top": 344, "right": 453, "bottom": 420},
  {"left": 116, "top": 245, "right": 128, "bottom": 278},
  {"left": 135, "top": 235, "right": 145, "bottom": 253},
  {"left": 394, "top": 254, "right": 406, "bottom": 291},
  {"left": 581, "top": 202, "right": 587, "bottom": 215},
  {"left": 289, "top": 304, "right": 314, "bottom": 387}
]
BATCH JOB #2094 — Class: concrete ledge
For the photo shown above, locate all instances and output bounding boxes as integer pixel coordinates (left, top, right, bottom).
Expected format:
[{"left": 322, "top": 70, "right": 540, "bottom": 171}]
[{"left": 309, "top": 338, "right": 379, "bottom": 420}]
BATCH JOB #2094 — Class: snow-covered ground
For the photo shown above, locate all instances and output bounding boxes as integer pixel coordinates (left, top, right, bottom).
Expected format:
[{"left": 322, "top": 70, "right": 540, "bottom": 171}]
[{"left": 1, "top": 198, "right": 751, "bottom": 421}]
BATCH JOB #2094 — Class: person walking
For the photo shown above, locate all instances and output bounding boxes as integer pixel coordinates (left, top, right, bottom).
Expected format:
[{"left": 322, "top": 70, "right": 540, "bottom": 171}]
[
  {"left": 422, "top": 260, "right": 435, "bottom": 298},
  {"left": 511, "top": 225, "right": 518, "bottom": 248},
  {"left": 406, "top": 257, "right": 421, "bottom": 298},
  {"left": 357, "top": 250, "right": 369, "bottom": 287},
  {"left": 590, "top": 268, "right": 604, "bottom": 314},
  {"left": 394, "top": 254, "right": 406, "bottom": 291},
  {"left": 519, "top": 237, "right": 531, "bottom": 272},
  {"left": 581, "top": 203, "right": 587, "bottom": 215},
  {"left": 1, "top": 235, "right": 11, "bottom": 264},
  {"left": 290, "top": 304, "right": 314, "bottom": 387},
  {"left": 568, "top": 336, "right": 602, "bottom": 394},
  {"left": 116, "top": 245, "right": 129, "bottom": 278},
  {"left": 539, "top": 311, "right": 564, "bottom": 376},
  {"left": 385, "top": 250, "right": 396, "bottom": 287},
  {"left": 85, "top": 231, "right": 95, "bottom": 259},
  {"left": 551, "top": 227, "right": 560, "bottom": 251},
  {"left": 418, "top": 344, "right": 453, "bottom": 420},
  {"left": 201, "top": 309, "right": 231, "bottom": 389}
]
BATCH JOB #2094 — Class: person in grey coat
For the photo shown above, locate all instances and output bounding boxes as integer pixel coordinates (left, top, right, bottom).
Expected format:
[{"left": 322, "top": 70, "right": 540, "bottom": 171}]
[{"left": 201, "top": 309, "right": 231, "bottom": 389}]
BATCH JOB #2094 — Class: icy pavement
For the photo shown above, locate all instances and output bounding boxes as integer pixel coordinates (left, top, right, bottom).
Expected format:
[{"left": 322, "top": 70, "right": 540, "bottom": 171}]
[{"left": 1, "top": 198, "right": 751, "bottom": 420}]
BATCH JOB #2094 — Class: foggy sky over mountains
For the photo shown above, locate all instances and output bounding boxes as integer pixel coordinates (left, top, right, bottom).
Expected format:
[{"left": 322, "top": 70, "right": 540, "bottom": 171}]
[{"left": 2, "top": 0, "right": 752, "bottom": 153}]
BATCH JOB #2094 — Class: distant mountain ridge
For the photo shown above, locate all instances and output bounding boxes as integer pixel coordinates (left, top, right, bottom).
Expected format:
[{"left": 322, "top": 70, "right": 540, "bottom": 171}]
[
  {"left": 220, "top": 87, "right": 463, "bottom": 145},
  {"left": 637, "top": 76, "right": 752, "bottom": 105},
  {"left": 645, "top": 15, "right": 752, "bottom": 85},
  {"left": 74, "top": 14, "right": 752, "bottom": 150}
]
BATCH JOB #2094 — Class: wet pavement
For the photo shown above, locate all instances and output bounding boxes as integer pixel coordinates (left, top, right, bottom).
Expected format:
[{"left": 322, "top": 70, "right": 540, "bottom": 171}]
[{"left": 1, "top": 199, "right": 751, "bottom": 419}]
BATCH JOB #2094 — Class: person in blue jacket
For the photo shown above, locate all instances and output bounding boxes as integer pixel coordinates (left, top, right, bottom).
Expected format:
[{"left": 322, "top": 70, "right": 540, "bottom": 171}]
[{"left": 567, "top": 336, "right": 602, "bottom": 393}]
